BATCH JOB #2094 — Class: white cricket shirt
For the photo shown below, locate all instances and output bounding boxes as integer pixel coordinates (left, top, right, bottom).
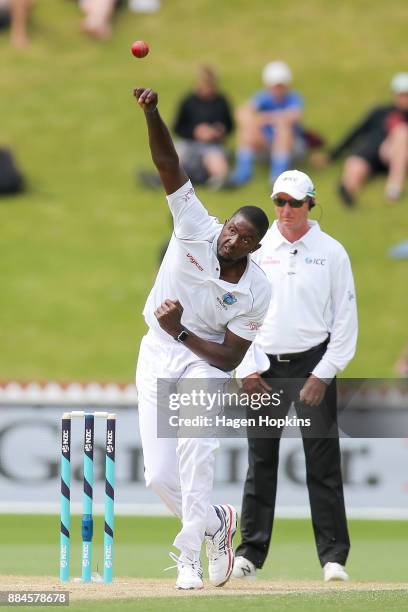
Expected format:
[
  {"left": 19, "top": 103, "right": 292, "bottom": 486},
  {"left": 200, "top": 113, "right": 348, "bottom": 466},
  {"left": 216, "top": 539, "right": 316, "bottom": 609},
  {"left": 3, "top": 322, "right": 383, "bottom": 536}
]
[
  {"left": 143, "top": 181, "right": 271, "bottom": 343},
  {"left": 236, "top": 220, "right": 358, "bottom": 380}
]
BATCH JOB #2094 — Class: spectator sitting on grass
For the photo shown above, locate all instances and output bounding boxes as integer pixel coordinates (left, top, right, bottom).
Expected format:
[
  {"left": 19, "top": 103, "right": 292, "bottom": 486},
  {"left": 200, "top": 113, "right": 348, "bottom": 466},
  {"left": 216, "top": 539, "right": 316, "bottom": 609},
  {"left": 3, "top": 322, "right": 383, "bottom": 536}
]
[
  {"left": 320, "top": 73, "right": 408, "bottom": 206},
  {"left": 173, "top": 65, "right": 234, "bottom": 189},
  {"left": 139, "top": 66, "right": 234, "bottom": 189},
  {"left": 229, "top": 61, "right": 305, "bottom": 188}
]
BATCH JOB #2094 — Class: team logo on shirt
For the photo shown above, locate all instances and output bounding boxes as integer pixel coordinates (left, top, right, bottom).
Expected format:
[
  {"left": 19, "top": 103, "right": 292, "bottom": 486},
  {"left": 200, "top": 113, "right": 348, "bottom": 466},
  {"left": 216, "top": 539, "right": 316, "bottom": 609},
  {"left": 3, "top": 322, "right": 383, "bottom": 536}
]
[
  {"left": 222, "top": 292, "right": 237, "bottom": 305},
  {"left": 305, "top": 257, "right": 326, "bottom": 265},
  {"left": 216, "top": 292, "right": 238, "bottom": 311}
]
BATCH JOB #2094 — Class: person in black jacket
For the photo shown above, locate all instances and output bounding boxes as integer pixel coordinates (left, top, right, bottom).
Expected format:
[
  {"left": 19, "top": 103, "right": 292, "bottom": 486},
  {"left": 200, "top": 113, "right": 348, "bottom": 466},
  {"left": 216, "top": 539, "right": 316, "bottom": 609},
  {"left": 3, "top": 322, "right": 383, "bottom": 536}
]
[
  {"left": 328, "top": 73, "right": 408, "bottom": 206},
  {"left": 172, "top": 66, "right": 234, "bottom": 188}
]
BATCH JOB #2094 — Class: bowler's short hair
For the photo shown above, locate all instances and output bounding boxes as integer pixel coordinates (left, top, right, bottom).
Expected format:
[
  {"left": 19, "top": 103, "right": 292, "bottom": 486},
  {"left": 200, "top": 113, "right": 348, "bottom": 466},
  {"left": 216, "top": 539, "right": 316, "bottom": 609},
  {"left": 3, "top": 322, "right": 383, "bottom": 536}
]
[{"left": 232, "top": 206, "right": 270, "bottom": 240}]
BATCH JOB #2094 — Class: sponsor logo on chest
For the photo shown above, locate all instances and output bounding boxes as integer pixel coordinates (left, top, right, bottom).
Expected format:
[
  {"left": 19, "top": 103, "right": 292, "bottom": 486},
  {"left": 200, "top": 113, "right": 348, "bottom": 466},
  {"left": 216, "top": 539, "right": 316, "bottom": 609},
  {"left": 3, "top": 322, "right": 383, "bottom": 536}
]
[
  {"left": 186, "top": 252, "right": 204, "bottom": 272},
  {"left": 262, "top": 256, "right": 281, "bottom": 265}
]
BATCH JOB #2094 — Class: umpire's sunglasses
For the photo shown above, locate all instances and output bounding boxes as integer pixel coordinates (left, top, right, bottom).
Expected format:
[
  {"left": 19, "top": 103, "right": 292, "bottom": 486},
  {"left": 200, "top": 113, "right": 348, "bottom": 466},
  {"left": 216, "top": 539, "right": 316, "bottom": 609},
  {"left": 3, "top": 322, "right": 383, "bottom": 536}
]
[{"left": 273, "top": 196, "right": 307, "bottom": 208}]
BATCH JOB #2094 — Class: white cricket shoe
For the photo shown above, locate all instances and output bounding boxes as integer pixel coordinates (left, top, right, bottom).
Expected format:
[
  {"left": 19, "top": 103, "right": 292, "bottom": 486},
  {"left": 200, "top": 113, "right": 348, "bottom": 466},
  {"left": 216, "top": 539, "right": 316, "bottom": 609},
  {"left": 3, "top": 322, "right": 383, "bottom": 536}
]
[
  {"left": 166, "top": 552, "right": 204, "bottom": 590},
  {"left": 232, "top": 555, "right": 257, "bottom": 579},
  {"left": 323, "top": 562, "right": 349, "bottom": 582},
  {"left": 205, "top": 504, "right": 237, "bottom": 587}
]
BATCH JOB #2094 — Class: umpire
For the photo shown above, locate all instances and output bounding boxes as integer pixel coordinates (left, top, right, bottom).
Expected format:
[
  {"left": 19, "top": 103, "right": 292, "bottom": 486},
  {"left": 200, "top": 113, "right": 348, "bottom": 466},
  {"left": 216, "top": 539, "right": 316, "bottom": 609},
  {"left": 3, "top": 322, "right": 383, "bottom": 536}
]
[{"left": 233, "top": 170, "right": 358, "bottom": 582}]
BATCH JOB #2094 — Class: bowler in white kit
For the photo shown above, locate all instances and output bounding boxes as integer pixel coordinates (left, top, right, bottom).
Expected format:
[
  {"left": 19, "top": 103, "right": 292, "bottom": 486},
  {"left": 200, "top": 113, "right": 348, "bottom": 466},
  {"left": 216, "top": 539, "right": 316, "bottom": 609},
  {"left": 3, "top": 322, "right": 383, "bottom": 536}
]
[{"left": 133, "top": 86, "right": 271, "bottom": 590}]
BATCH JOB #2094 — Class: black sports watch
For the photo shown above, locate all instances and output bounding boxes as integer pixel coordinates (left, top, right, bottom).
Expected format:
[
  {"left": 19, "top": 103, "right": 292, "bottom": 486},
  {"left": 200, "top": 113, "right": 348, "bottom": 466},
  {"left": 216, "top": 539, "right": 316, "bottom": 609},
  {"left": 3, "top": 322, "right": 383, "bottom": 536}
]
[{"left": 175, "top": 329, "right": 189, "bottom": 343}]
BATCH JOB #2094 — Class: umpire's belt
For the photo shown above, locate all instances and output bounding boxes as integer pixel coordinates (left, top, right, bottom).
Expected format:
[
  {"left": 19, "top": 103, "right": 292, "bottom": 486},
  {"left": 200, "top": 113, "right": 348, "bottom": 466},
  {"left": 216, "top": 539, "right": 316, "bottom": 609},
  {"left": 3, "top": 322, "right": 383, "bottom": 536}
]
[{"left": 269, "top": 336, "right": 330, "bottom": 363}]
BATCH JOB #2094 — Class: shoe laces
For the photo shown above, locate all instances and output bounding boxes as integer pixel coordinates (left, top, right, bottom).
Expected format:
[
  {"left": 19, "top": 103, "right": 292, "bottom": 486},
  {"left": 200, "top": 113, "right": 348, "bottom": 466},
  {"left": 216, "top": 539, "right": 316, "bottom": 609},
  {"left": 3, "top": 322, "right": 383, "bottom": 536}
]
[
  {"left": 206, "top": 525, "right": 228, "bottom": 561},
  {"left": 164, "top": 552, "right": 203, "bottom": 578}
]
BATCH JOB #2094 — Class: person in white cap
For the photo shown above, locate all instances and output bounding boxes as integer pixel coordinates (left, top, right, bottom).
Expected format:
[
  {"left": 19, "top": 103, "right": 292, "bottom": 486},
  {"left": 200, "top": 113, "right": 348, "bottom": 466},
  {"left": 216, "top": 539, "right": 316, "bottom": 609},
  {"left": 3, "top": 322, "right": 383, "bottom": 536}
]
[
  {"left": 230, "top": 61, "right": 304, "bottom": 187},
  {"left": 328, "top": 72, "right": 408, "bottom": 204},
  {"left": 232, "top": 169, "right": 358, "bottom": 582}
]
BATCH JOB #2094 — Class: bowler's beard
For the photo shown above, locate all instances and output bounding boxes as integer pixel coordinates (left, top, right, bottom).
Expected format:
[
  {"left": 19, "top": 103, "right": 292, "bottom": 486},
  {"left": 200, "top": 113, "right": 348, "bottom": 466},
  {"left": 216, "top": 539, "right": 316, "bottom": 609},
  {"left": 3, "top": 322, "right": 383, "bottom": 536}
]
[{"left": 217, "top": 252, "right": 247, "bottom": 265}]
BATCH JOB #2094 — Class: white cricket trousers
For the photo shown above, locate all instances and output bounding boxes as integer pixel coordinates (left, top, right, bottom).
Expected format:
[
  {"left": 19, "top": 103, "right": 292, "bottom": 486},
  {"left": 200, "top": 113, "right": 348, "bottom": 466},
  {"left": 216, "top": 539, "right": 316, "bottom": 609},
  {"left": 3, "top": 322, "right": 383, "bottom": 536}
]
[{"left": 136, "top": 329, "right": 230, "bottom": 553}]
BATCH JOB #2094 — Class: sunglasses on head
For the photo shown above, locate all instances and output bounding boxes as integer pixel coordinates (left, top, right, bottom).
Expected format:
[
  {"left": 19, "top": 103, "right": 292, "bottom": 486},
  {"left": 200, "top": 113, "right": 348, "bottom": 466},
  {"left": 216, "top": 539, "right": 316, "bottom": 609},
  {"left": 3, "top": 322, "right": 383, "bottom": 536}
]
[{"left": 273, "top": 196, "right": 307, "bottom": 208}]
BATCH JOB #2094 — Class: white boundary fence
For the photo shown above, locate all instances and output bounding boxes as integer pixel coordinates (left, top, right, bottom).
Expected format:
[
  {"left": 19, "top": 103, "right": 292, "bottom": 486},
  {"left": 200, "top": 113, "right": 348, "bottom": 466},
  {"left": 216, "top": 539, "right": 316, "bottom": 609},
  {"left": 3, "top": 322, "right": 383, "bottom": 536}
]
[{"left": 0, "top": 382, "right": 407, "bottom": 519}]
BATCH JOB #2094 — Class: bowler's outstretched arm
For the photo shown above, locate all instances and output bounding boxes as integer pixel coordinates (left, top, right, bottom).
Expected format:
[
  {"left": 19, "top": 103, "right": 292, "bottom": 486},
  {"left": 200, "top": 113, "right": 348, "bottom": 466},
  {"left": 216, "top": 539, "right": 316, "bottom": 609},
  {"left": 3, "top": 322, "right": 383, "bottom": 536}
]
[{"left": 134, "top": 87, "right": 188, "bottom": 195}]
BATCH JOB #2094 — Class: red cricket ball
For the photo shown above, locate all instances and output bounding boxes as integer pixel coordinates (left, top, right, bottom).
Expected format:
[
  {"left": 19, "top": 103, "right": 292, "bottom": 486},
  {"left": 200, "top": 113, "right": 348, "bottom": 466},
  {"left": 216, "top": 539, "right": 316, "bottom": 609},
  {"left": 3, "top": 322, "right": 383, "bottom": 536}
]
[{"left": 131, "top": 40, "right": 150, "bottom": 59}]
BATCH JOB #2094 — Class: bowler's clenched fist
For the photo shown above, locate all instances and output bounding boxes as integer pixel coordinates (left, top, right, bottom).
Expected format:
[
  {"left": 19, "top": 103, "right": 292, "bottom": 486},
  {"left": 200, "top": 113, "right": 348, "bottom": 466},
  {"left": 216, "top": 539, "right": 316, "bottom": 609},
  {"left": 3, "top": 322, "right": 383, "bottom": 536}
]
[{"left": 154, "top": 299, "right": 184, "bottom": 337}]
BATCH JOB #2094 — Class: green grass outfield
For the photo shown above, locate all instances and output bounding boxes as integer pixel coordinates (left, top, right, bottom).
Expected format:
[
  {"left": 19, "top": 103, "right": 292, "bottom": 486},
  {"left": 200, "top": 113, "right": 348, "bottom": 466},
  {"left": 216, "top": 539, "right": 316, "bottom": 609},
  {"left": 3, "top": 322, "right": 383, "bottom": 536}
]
[
  {"left": 1, "top": 515, "right": 407, "bottom": 582},
  {"left": 1, "top": 0, "right": 408, "bottom": 380},
  {"left": 55, "top": 592, "right": 408, "bottom": 612},
  {"left": 0, "top": 516, "right": 407, "bottom": 610}
]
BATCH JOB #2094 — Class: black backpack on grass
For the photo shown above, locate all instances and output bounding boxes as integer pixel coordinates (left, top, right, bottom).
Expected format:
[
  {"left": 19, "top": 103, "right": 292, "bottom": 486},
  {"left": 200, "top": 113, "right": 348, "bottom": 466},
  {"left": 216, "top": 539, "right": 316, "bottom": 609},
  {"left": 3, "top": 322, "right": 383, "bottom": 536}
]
[{"left": 0, "top": 148, "right": 25, "bottom": 195}]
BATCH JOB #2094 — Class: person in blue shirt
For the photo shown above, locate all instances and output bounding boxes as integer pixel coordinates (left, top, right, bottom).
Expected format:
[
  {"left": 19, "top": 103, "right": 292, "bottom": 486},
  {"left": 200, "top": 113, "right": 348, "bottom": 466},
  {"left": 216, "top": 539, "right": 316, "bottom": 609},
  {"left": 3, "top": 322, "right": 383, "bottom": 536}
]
[{"left": 230, "top": 61, "right": 304, "bottom": 187}]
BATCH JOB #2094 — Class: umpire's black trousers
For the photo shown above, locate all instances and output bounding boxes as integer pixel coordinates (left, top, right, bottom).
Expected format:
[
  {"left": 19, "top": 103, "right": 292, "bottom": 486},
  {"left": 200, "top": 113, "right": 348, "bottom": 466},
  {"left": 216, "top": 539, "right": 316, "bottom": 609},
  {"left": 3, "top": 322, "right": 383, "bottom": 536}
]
[{"left": 236, "top": 342, "right": 350, "bottom": 568}]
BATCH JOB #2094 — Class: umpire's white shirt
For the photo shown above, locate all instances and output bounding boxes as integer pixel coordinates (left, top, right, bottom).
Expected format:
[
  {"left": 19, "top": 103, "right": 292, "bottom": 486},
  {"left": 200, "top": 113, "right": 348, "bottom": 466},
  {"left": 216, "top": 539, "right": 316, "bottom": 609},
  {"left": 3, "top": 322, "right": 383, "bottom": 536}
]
[
  {"left": 236, "top": 220, "right": 358, "bottom": 380},
  {"left": 143, "top": 180, "right": 271, "bottom": 345}
]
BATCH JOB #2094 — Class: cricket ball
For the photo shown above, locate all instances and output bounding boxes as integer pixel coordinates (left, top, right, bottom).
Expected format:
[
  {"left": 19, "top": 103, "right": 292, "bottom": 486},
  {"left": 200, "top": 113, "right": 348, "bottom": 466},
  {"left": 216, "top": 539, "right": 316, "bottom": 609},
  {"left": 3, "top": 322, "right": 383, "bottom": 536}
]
[{"left": 131, "top": 40, "right": 150, "bottom": 58}]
